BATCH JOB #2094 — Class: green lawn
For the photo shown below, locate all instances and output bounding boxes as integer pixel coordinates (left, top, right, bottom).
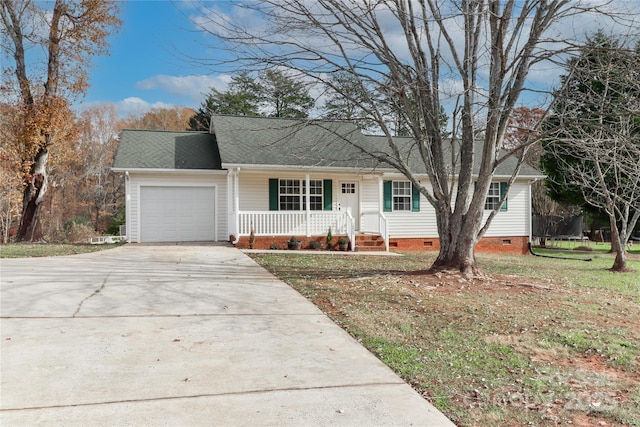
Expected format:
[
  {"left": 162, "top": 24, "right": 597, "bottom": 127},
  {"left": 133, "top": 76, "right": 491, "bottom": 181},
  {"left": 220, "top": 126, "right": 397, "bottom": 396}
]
[{"left": 0, "top": 243, "right": 121, "bottom": 258}]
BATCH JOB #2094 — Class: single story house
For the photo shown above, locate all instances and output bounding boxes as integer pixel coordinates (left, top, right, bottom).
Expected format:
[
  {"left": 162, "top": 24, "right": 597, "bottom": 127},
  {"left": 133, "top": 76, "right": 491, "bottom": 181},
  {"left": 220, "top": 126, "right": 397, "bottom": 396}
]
[{"left": 112, "top": 115, "right": 544, "bottom": 253}]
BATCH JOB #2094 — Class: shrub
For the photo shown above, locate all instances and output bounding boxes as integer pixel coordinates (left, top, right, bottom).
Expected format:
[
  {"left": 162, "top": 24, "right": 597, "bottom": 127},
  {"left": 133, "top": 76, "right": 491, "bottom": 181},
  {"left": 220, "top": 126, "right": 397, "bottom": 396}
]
[
  {"left": 64, "top": 216, "right": 90, "bottom": 231},
  {"left": 65, "top": 222, "right": 95, "bottom": 244}
]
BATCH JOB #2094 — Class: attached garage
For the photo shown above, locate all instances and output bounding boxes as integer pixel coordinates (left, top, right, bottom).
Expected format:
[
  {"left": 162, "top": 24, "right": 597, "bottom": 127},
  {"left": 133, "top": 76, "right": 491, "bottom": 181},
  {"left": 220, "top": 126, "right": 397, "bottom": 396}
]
[
  {"left": 112, "top": 130, "right": 227, "bottom": 243},
  {"left": 140, "top": 186, "right": 216, "bottom": 242}
]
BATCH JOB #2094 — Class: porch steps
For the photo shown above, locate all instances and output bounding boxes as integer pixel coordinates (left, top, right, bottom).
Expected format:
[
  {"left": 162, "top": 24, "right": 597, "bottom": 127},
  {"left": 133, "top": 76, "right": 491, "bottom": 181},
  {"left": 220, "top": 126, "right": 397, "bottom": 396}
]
[{"left": 354, "top": 234, "right": 386, "bottom": 252}]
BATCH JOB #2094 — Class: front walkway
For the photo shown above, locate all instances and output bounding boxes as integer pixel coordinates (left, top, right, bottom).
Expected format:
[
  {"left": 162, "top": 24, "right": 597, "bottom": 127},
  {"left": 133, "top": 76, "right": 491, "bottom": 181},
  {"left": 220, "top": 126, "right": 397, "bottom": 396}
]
[{"left": 0, "top": 244, "right": 453, "bottom": 426}]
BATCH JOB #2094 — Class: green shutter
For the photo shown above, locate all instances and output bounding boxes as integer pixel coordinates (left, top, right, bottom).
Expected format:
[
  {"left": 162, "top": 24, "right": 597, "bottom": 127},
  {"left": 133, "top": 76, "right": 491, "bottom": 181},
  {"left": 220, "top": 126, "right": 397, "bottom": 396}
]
[
  {"left": 383, "top": 180, "right": 392, "bottom": 212},
  {"left": 500, "top": 182, "right": 508, "bottom": 211},
  {"left": 269, "top": 178, "right": 279, "bottom": 211},
  {"left": 412, "top": 183, "right": 420, "bottom": 212},
  {"left": 323, "top": 179, "right": 332, "bottom": 211}
]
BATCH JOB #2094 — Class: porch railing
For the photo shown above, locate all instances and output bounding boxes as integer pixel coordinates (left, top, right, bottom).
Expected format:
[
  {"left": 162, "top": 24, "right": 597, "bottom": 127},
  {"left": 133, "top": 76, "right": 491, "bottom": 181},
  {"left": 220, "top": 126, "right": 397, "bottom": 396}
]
[
  {"left": 237, "top": 211, "right": 351, "bottom": 237},
  {"left": 361, "top": 210, "right": 389, "bottom": 251}
]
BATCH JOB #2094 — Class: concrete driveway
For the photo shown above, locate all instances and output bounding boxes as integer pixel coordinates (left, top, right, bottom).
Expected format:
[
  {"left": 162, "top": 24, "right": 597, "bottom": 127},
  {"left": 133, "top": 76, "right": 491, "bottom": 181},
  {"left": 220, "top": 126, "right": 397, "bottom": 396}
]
[{"left": 0, "top": 244, "right": 454, "bottom": 426}]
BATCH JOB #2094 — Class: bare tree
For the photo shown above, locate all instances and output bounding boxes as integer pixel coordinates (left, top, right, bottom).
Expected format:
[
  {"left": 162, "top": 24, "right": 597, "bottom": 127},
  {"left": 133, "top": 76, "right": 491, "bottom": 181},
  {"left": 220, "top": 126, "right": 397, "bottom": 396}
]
[
  {"left": 75, "top": 105, "right": 125, "bottom": 232},
  {"left": 1, "top": 0, "right": 121, "bottom": 241},
  {"left": 542, "top": 34, "right": 640, "bottom": 271},
  {"left": 189, "top": 0, "right": 636, "bottom": 274}
]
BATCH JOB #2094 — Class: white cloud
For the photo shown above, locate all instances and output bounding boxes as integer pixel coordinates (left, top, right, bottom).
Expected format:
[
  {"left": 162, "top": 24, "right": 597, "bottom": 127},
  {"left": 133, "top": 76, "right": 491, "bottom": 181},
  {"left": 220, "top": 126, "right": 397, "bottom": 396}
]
[
  {"left": 135, "top": 74, "right": 231, "bottom": 104},
  {"left": 114, "top": 97, "right": 177, "bottom": 117}
]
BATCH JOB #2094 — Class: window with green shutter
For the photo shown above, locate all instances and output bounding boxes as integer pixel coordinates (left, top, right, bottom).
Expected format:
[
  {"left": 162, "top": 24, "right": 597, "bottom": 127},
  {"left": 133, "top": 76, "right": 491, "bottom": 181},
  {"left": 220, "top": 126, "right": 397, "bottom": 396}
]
[
  {"left": 268, "top": 178, "right": 330, "bottom": 211},
  {"left": 484, "top": 182, "right": 508, "bottom": 211},
  {"left": 383, "top": 180, "right": 419, "bottom": 212}
]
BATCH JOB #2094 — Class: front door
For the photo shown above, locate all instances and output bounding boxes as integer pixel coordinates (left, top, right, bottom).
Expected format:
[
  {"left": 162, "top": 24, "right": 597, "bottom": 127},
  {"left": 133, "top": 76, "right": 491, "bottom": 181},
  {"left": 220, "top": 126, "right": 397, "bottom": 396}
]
[{"left": 337, "top": 181, "right": 359, "bottom": 230}]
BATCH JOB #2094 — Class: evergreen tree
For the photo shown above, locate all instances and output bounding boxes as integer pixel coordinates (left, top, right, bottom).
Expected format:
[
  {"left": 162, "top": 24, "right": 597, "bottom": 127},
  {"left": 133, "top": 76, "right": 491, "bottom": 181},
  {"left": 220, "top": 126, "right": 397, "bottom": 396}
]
[
  {"left": 260, "top": 69, "right": 314, "bottom": 118},
  {"left": 322, "top": 72, "right": 375, "bottom": 130},
  {"left": 189, "top": 72, "right": 262, "bottom": 130}
]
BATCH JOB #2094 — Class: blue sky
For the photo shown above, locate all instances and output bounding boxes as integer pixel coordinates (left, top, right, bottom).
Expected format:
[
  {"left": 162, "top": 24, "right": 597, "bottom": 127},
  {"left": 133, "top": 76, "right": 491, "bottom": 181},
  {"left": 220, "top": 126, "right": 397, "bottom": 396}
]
[
  {"left": 77, "top": 0, "right": 640, "bottom": 119},
  {"left": 83, "top": 1, "right": 228, "bottom": 117}
]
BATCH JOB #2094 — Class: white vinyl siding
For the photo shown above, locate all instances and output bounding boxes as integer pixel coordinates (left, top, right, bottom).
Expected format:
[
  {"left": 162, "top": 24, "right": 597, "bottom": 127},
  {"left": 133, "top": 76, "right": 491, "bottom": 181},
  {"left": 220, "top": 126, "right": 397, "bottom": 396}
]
[
  {"left": 238, "top": 174, "right": 270, "bottom": 211},
  {"left": 481, "top": 182, "right": 529, "bottom": 237},
  {"left": 383, "top": 180, "right": 437, "bottom": 238},
  {"left": 380, "top": 179, "right": 530, "bottom": 238}
]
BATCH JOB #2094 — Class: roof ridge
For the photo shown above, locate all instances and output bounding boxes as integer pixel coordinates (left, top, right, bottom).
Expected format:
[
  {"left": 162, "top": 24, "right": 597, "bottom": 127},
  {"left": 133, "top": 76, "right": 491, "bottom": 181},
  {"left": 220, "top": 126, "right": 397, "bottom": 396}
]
[
  {"left": 120, "top": 128, "right": 209, "bottom": 134},
  {"left": 211, "top": 114, "right": 363, "bottom": 125}
]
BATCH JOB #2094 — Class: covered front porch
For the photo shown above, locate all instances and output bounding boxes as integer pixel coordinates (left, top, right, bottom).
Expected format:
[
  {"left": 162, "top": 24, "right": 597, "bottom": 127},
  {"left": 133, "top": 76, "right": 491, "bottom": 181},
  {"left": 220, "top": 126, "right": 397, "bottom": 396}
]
[
  {"left": 230, "top": 210, "right": 388, "bottom": 251},
  {"left": 226, "top": 168, "right": 389, "bottom": 251}
]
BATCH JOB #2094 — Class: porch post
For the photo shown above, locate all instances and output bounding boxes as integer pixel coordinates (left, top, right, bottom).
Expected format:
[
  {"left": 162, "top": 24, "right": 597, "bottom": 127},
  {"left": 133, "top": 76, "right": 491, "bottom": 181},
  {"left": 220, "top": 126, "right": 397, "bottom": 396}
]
[
  {"left": 227, "top": 170, "right": 232, "bottom": 239},
  {"left": 305, "top": 173, "right": 311, "bottom": 237},
  {"left": 378, "top": 176, "right": 383, "bottom": 233},
  {"left": 234, "top": 168, "right": 240, "bottom": 240},
  {"left": 124, "top": 171, "right": 131, "bottom": 243}
]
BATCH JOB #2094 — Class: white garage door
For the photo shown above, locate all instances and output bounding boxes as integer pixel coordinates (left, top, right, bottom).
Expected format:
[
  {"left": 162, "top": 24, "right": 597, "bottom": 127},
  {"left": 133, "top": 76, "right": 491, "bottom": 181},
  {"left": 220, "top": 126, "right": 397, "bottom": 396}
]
[{"left": 140, "top": 186, "right": 216, "bottom": 242}]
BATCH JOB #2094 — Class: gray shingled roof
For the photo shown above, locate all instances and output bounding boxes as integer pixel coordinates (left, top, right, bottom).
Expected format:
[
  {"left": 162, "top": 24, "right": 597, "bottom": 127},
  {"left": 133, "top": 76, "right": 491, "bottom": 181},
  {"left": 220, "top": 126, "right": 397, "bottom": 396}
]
[
  {"left": 211, "top": 115, "right": 543, "bottom": 177},
  {"left": 112, "top": 116, "right": 543, "bottom": 178},
  {"left": 359, "top": 134, "right": 543, "bottom": 177},
  {"left": 211, "top": 115, "right": 379, "bottom": 169},
  {"left": 113, "top": 129, "right": 221, "bottom": 170}
]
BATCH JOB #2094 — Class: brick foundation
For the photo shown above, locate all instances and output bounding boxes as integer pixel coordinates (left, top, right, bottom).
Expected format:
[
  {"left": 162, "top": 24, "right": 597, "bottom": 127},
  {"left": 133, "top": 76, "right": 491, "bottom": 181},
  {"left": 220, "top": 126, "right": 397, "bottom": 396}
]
[
  {"left": 235, "top": 234, "right": 529, "bottom": 254},
  {"left": 388, "top": 236, "right": 529, "bottom": 255},
  {"left": 235, "top": 235, "right": 349, "bottom": 251}
]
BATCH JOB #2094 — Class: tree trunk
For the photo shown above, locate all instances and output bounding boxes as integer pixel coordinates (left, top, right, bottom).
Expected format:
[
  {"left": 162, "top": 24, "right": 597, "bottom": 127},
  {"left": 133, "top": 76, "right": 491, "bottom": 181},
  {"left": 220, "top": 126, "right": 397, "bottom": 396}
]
[
  {"left": 609, "top": 215, "right": 627, "bottom": 272},
  {"left": 16, "top": 149, "right": 48, "bottom": 242},
  {"left": 431, "top": 236, "right": 478, "bottom": 276},
  {"left": 430, "top": 206, "right": 482, "bottom": 275}
]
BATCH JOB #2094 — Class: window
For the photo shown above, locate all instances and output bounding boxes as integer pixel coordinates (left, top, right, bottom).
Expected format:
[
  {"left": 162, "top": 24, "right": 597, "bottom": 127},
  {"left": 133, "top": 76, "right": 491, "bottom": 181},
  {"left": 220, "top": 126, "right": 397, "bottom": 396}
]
[
  {"left": 383, "top": 180, "right": 420, "bottom": 212},
  {"left": 269, "top": 179, "right": 332, "bottom": 211},
  {"left": 393, "top": 181, "right": 412, "bottom": 211},
  {"left": 341, "top": 183, "right": 356, "bottom": 194},
  {"left": 307, "top": 180, "right": 323, "bottom": 211},
  {"left": 278, "top": 179, "right": 323, "bottom": 211},
  {"left": 484, "top": 182, "right": 508, "bottom": 211}
]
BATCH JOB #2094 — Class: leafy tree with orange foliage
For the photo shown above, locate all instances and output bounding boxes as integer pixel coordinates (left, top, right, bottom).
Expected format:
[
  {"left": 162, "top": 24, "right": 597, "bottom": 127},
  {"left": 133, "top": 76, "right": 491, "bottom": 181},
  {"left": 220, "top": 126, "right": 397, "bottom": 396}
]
[
  {"left": 1, "top": 0, "right": 121, "bottom": 241},
  {"left": 123, "top": 106, "right": 196, "bottom": 131}
]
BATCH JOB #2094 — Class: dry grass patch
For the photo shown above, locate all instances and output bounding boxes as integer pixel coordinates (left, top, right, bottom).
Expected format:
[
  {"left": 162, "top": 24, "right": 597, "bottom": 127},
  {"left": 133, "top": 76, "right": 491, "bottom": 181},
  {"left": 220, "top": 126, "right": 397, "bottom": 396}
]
[{"left": 251, "top": 251, "right": 640, "bottom": 427}]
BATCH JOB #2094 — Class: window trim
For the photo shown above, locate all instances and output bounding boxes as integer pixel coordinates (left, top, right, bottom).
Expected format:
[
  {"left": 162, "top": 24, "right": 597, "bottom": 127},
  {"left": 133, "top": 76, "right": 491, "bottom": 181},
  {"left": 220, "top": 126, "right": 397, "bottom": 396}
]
[
  {"left": 392, "top": 181, "right": 412, "bottom": 211},
  {"left": 269, "top": 178, "right": 332, "bottom": 211},
  {"left": 383, "top": 180, "right": 420, "bottom": 212},
  {"left": 484, "top": 182, "right": 508, "bottom": 211}
]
